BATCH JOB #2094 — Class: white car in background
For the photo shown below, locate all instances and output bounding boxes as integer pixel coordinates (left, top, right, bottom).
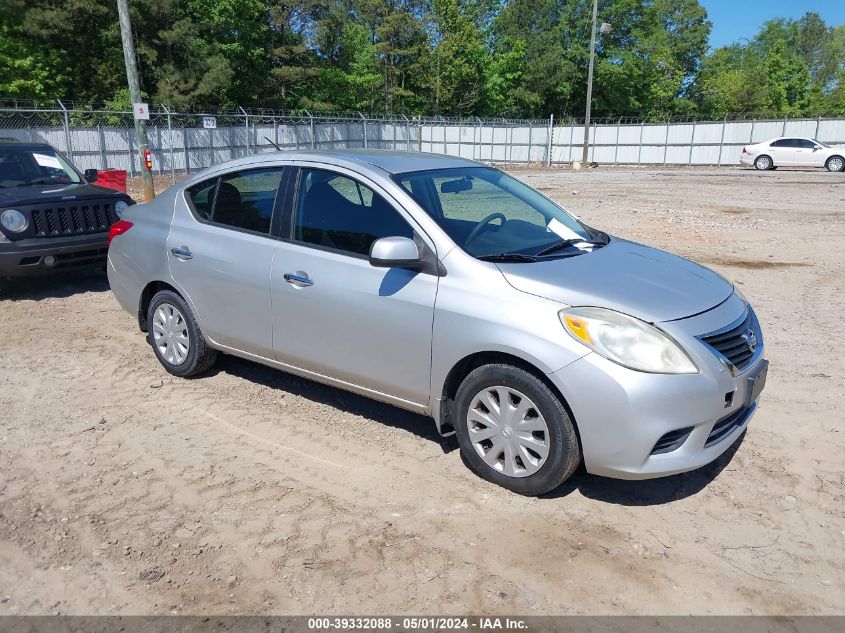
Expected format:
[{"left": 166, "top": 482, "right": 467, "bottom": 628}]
[{"left": 741, "top": 137, "right": 845, "bottom": 172}]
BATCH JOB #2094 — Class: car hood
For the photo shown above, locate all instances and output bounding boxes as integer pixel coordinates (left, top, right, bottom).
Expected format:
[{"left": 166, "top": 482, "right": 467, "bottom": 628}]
[
  {"left": 497, "top": 238, "right": 733, "bottom": 323},
  {"left": 0, "top": 182, "right": 125, "bottom": 206}
]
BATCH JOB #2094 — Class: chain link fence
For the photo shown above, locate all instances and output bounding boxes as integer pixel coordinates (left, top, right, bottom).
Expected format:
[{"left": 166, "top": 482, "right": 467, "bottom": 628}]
[{"left": 2, "top": 102, "right": 844, "bottom": 178}]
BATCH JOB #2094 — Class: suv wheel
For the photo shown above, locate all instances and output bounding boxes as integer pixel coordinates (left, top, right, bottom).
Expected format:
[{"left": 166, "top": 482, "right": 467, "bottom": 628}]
[
  {"left": 826, "top": 155, "right": 845, "bottom": 172},
  {"left": 147, "top": 290, "right": 217, "bottom": 377},
  {"left": 754, "top": 155, "right": 773, "bottom": 170},
  {"left": 453, "top": 364, "right": 581, "bottom": 495}
]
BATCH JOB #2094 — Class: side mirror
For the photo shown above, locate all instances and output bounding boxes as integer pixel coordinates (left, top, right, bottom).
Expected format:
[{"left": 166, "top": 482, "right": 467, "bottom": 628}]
[
  {"left": 814, "top": 145, "right": 822, "bottom": 151},
  {"left": 84, "top": 169, "right": 99, "bottom": 182},
  {"left": 369, "top": 236, "right": 421, "bottom": 270}
]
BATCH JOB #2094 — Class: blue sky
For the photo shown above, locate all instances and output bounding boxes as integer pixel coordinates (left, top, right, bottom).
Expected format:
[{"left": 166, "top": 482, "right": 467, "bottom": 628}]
[{"left": 700, "top": 0, "right": 845, "bottom": 49}]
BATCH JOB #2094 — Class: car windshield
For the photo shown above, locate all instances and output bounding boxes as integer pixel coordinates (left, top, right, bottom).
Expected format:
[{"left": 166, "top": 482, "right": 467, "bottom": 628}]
[
  {"left": 0, "top": 147, "right": 83, "bottom": 188},
  {"left": 813, "top": 139, "right": 831, "bottom": 148},
  {"left": 394, "top": 166, "right": 601, "bottom": 259}
]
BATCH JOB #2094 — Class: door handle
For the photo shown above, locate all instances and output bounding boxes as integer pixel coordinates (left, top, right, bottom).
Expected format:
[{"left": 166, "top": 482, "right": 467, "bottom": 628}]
[
  {"left": 170, "top": 247, "right": 193, "bottom": 260},
  {"left": 283, "top": 272, "right": 313, "bottom": 287}
]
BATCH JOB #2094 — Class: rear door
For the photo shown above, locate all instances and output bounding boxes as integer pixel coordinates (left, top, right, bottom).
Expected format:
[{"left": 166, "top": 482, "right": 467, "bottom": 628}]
[
  {"left": 768, "top": 139, "right": 797, "bottom": 166},
  {"left": 167, "top": 166, "right": 286, "bottom": 357}
]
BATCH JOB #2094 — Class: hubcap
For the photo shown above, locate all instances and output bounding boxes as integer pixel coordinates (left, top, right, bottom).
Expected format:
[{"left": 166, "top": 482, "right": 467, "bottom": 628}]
[
  {"left": 152, "top": 303, "right": 190, "bottom": 365},
  {"left": 830, "top": 157, "right": 843, "bottom": 171},
  {"left": 757, "top": 157, "right": 770, "bottom": 169},
  {"left": 467, "top": 386, "right": 550, "bottom": 478}
]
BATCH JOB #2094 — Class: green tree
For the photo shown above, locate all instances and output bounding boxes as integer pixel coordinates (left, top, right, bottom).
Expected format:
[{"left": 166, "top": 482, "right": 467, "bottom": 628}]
[
  {"left": 428, "top": 0, "right": 490, "bottom": 115},
  {"left": 697, "top": 45, "right": 767, "bottom": 116},
  {"left": 5, "top": 0, "right": 123, "bottom": 103},
  {"left": 492, "top": 0, "right": 571, "bottom": 117}
]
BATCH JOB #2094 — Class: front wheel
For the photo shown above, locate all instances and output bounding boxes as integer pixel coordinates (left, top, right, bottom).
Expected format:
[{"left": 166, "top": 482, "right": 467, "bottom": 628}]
[
  {"left": 453, "top": 364, "right": 581, "bottom": 495},
  {"left": 147, "top": 290, "right": 217, "bottom": 377},
  {"left": 754, "top": 155, "right": 773, "bottom": 170},
  {"left": 826, "top": 155, "right": 845, "bottom": 172}
]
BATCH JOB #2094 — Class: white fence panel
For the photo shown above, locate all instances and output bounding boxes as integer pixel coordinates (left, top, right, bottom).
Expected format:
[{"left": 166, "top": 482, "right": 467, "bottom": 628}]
[
  {"left": 641, "top": 124, "right": 667, "bottom": 144},
  {"left": 3, "top": 108, "right": 845, "bottom": 172}
]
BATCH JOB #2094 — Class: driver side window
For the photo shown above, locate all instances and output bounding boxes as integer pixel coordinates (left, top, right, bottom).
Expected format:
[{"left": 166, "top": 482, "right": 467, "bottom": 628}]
[{"left": 293, "top": 168, "right": 414, "bottom": 256}]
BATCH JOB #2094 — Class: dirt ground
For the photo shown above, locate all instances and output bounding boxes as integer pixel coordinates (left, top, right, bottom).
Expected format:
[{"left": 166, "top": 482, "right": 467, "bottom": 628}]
[{"left": 0, "top": 166, "right": 843, "bottom": 616}]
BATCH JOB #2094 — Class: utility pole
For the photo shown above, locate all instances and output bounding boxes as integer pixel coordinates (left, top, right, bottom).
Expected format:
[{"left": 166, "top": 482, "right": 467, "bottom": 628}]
[
  {"left": 579, "top": 1, "right": 611, "bottom": 168},
  {"left": 117, "top": 0, "right": 154, "bottom": 201}
]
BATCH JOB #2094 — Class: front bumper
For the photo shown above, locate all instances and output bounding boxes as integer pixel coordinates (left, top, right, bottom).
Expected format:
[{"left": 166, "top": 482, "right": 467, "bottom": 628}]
[
  {"left": 0, "top": 233, "right": 109, "bottom": 277},
  {"left": 548, "top": 293, "right": 767, "bottom": 480}
]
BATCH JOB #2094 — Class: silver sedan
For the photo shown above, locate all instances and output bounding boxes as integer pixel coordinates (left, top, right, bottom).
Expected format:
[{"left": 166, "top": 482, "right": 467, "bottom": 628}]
[{"left": 107, "top": 150, "right": 767, "bottom": 495}]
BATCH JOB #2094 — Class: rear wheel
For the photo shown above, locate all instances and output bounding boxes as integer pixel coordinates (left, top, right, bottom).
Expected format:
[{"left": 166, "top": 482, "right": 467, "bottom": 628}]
[
  {"left": 754, "top": 155, "right": 773, "bottom": 170},
  {"left": 826, "top": 155, "right": 845, "bottom": 172},
  {"left": 453, "top": 364, "right": 581, "bottom": 496},
  {"left": 147, "top": 290, "right": 217, "bottom": 377}
]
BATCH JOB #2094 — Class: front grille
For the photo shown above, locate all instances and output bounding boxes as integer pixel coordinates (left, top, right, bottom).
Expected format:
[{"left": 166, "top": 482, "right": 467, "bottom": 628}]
[
  {"left": 705, "top": 404, "right": 754, "bottom": 448},
  {"left": 651, "top": 426, "right": 694, "bottom": 455},
  {"left": 29, "top": 202, "right": 116, "bottom": 237},
  {"left": 699, "top": 309, "right": 761, "bottom": 373}
]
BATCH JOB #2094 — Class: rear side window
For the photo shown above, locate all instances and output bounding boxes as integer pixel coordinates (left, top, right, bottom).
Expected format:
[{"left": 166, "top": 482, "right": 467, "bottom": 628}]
[
  {"left": 211, "top": 169, "right": 283, "bottom": 234},
  {"left": 186, "top": 179, "right": 217, "bottom": 220},
  {"left": 770, "top": 139, "right": 796, "bottom": 148}
]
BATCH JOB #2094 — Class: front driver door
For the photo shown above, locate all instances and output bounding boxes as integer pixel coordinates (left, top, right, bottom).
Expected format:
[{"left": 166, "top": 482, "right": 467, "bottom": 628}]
[
  {"left": 270, "top": 166, "right": 437, "bottom": 407},
  {"left": 793, "top": 139, "right": 824, "bottom": 167}
]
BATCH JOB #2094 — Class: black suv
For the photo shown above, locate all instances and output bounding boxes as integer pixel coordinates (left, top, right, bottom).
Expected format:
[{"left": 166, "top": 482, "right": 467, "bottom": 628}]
[{"left": 0, "top": 141, "right": 134, "bottom": 277}]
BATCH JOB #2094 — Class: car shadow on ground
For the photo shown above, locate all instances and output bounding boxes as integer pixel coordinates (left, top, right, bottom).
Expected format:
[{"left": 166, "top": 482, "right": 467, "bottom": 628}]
[
  {"left": 212, "top": 354, "right": 459, "bottom": 454},
  {"left": 543, "top": 431, "right": 746, "bottom": 505},
  {"left": 0, "top": 271, "right": 109, "bottom": 300},
  {"left": 209, "top": 355, "right": 747, "bottom": 494}
]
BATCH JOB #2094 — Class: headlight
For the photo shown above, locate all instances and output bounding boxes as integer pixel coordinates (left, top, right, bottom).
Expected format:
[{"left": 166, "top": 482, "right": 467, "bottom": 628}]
[
  {"left": 1, "top": 209, "right": 28, "bottom": 233},
  {"left": 560, "top": 307, "right": 698, "bottom": 374},
  {"left": 114, "top": 200, "right": 129, "bottom": 218}
]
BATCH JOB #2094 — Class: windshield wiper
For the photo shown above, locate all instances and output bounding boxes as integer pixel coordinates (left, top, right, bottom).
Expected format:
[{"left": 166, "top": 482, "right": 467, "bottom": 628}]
[
  {"left": 476, "top": 253, "right": 540, "bottom": 263},
  {"left": 535, "top": 238, "right": 605, "bottom": 257}
]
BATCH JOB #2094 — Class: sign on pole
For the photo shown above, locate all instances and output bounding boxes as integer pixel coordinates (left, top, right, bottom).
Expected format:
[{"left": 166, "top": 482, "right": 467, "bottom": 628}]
[
  {"left": 132, "top": 102, "right": 150, "bottom": 120},
  {"left": 202, "top": 116, "right": 217, "bottom": 130}
]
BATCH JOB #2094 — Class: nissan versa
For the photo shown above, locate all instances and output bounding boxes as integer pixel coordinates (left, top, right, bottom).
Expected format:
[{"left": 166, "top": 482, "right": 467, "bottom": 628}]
[{"left": 107, "top": 150, "right": 767, "bottom": 495}]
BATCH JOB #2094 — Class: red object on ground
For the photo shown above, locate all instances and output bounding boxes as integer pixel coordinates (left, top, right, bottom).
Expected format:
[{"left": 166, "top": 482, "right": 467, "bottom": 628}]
[
  {"left": 95, "top": 169, "right": 128, "bottom": 193},
  {"left": 108, "top": 220, "right": 133, "bottom": 245}
]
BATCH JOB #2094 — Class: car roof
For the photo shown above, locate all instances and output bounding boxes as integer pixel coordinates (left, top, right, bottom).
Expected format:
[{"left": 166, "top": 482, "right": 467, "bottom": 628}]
[
  {"left": 762, "top": 136, "right": 814, "bottom": 142},
  {"left": 297, "top": 149, "right": 479, "bottom": 174},
  {"left": 0, "top": 140, "right": 56, "bottom": 151},
  {"left": 187, "top": 149, "right": 481, "bottom": 183}
]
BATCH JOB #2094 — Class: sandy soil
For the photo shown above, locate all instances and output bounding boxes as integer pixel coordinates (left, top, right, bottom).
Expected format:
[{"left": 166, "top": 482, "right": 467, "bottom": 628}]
[{"left": 0, "top": 167, "right": 843, "bottom": 616}]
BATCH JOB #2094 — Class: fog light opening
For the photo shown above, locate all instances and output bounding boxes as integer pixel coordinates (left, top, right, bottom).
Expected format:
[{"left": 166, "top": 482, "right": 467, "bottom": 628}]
[{"left": 44, "top": 255, "right": 57, "bottom": 267}]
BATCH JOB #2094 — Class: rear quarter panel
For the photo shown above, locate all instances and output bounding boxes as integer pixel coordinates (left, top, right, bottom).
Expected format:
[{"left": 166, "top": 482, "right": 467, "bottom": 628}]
[{"left": 107, "top": 190, "right": 176, "bottom": 323}]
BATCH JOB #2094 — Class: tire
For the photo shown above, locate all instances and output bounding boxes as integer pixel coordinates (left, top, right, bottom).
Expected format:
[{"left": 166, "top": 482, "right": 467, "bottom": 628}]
[
  {"left": 147, "top": 289, "right": 217, "bottom": 377},
  {"left": 754, "top": 155, "right": 773, "bottom": 170},
  {"left": 453, "top": 364, "right": 581, "bottom": 496},
  {"left": 826, "top": 155, "right": 845, "bottom": 172}
]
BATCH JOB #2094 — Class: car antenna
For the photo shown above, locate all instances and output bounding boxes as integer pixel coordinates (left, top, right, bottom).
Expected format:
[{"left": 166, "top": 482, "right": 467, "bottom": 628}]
[{"left": 264, "top": 137, "right": 282, "bottom": 151}]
